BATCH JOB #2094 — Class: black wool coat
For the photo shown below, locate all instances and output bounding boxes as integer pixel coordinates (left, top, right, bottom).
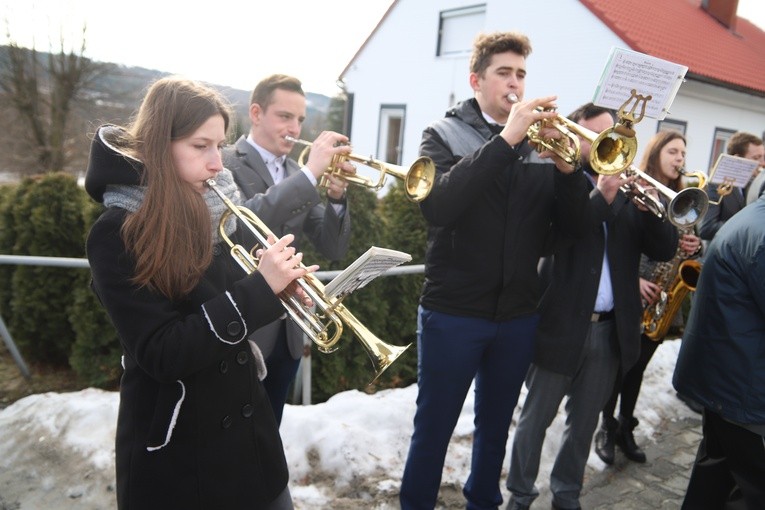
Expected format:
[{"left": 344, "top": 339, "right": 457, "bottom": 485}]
[{"left": 88, "top": 207, "right": 289, "bottom": 510}]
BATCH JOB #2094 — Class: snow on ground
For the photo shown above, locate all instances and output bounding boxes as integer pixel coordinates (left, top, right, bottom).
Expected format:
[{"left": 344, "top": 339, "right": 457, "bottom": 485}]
[{"left": 0, "top": 341, "right": 695, "bottom": 509}]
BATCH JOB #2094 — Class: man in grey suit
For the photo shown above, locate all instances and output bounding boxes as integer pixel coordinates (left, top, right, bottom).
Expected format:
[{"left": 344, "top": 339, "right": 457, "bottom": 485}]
[
  {"left": 505, "top": 103, "right": 678, "bottom": 510},
  {"left": 223, "top": 74, "right": 353, "bottom": 425}
]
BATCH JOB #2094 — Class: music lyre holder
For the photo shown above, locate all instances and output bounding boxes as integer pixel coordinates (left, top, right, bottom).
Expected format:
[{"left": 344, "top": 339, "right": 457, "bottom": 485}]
[{"left": 614, "top": 89, "right": 652, "bottom": 137}]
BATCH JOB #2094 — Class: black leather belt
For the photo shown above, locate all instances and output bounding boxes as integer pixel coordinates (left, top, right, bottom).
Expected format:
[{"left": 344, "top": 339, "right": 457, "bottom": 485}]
[{"left": 591, "top": 310, "right": 615, "bottom": 322}]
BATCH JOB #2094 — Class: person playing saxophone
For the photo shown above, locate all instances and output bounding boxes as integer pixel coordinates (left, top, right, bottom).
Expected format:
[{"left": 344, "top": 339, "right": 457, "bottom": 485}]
[{"left": 595, "top": 130, "right": 703, "bottom": 466}]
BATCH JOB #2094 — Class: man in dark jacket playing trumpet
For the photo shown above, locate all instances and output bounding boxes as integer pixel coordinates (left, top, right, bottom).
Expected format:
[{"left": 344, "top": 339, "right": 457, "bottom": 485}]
[
  {"left": 505, "top": 103, "right": 678, "bottom": 510},
  {"left": 400, "top": 31, "right": 590, "bottom": 510}
]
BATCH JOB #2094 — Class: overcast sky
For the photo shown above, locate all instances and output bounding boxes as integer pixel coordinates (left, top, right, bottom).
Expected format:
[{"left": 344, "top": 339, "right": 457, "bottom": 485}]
[{"left": 1, "top": 0, "right": 763, "bottom": 97}]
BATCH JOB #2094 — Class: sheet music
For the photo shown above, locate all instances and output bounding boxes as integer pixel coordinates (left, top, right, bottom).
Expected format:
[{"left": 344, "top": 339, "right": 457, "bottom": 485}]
[
  {"left": 324, "top": 246, "right": 412, "bottom": 299},
  {"left": 593, "top": 47, "right": 688, "bottom": 120},
  {"left": 708, "top": 154, "right": 760, "bottom": 189}
]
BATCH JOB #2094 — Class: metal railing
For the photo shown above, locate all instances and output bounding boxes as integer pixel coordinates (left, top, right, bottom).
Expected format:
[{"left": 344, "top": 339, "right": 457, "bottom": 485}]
[{"left": 0, "top": 254, "right": 424, "bottom": 401}]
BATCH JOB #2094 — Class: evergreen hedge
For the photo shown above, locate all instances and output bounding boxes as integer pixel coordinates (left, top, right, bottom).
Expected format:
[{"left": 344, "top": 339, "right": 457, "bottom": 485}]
[
  {"left": 0, "top": 183, "right": 17, "bottom": 317},
  {"left": 8, "top": 173, "right": 87, "bottom": 365},
  {"left": 0, "top": 174, "right": 428, "bottom": 398}
]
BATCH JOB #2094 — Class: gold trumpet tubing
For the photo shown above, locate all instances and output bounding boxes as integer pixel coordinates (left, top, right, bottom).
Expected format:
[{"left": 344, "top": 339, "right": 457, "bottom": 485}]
[
  {"left": 333, "top": 301, "right": 412, "bottom": 385},
  {"left": 208, "top": 172, "right": 414, "bottom": 383},
  {"left": 286, "top": 135, "right": 435, "bottom": 202},
  {"left": 320, "top": 158, "right": 388, "bottom": 192},
  {"left": 528, "top": 110, "right": 637, "bottom": 175},
  {"left": 527, "top": 111, "right": 582, "bottom": 164},
  {"left": 206, "top": 179, "right": 345, "bottom": 351}
]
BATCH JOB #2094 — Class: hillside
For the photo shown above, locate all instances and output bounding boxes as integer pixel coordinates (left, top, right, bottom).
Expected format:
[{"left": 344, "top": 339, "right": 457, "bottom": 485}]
[{"left": 0, "top": 46, "right": 332, "bottom": 180}]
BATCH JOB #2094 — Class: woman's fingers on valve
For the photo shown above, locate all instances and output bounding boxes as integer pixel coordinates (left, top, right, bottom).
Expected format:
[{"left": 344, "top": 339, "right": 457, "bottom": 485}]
[{"left": 267, "top": 233, "right": 291, "bottom": 249}]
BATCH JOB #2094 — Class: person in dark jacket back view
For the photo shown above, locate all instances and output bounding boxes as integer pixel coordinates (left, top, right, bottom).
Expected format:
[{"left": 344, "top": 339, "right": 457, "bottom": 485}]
[
  {"left": 399, "top": 31, "right": 590, "bottom": 510},
  {"left": 85, "top": 76, "right": 316, "bottom": 510},
  {"left": 673, "top": 196, "right": 765, "bottom": 509}
]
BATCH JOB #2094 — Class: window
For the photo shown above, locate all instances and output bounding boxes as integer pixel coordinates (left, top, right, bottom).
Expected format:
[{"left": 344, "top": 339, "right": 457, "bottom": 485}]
[
  {"left": 437, "top": 4, "right": 486, "bottom": 57},
  {"left": 657, "top": 118, "right": 687, "bottom": 136},
  {"left": 378, "top": 105, "right": 406, "bottom": 166},
  {"left": 709, "top": 128, "right": 736, "bottom": 169}
]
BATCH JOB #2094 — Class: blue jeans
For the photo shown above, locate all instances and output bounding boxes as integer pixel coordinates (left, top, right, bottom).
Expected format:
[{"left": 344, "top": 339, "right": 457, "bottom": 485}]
[{"left": 400, "top": 306, "right": 538, "bottom": 510}]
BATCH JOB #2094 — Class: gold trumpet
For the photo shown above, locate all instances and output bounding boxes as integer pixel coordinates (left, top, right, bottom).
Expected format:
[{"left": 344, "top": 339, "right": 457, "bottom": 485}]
[
  {"left": 285, "top": 136, "right": 436, "bottom": 202},
  {"left": 205, "top": 178, "right": 411, "bottom": 384},
  {"left": 516, "top": 89, "right": 650, "bottom": 174}
]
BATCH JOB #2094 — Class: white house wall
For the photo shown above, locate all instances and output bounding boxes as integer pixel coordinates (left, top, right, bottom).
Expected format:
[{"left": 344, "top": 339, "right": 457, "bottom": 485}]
[
  {"left": 342, "top": 0, "right": 765, "bottom": 183},
  {"left": 635, "top": 80, "right": 765, "bottom": 173}
]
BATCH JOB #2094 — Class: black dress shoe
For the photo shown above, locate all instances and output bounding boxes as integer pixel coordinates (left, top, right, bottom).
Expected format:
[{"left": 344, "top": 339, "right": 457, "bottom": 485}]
[
  {"left": 551, "top": 502, "right": 581, "bottom": 510},
  {"left": 506, "top": 498, "right": 530, "bottom": 510},
  {"left": 594, "top": 416, "right": 617, "bottom": 465},
  {"left": 616, "top": 415, "right": 647, "bottom": 463}
]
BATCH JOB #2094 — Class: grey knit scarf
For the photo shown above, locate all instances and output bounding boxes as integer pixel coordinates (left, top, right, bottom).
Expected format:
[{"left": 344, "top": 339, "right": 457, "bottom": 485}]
[{"left": 102, "top": 168, "right": 241, "bottom": 246}]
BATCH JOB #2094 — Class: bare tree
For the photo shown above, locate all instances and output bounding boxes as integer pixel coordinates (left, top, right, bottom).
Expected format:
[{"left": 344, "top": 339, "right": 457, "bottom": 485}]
[{"left": 0, "top": 23, "right": 101, "bottom": 175}]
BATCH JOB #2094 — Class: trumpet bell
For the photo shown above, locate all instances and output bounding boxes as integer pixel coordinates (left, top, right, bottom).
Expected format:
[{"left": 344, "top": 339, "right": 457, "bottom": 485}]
[
  {"left": 288, "top": 136, "right": 435, "bottom": 202},
  {"left": 590, "top": 129, "right": 639, "bottom": 175},
  {"left": 667, "top": 187, "right": 709, "bottom": 228},
  {"left": 398, "top": 156, "right": 436, "bottom": 202},
  {"left": 335, "top": 302, "right": 412, "bottom": 385}
]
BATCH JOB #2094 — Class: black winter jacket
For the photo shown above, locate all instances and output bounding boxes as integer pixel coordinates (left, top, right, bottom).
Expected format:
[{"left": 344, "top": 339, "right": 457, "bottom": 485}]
[
  {"left": 85, "top": 126, "right": 289, "bottom": 509},
  {"left": 418, "top": 99, "right": 590, "bottom": 321}
]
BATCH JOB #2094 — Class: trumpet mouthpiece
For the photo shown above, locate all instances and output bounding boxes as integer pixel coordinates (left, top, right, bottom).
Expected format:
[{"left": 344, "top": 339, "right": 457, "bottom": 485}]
[{"left": 507, "top": 93, "right": 519, "bottom": 103}]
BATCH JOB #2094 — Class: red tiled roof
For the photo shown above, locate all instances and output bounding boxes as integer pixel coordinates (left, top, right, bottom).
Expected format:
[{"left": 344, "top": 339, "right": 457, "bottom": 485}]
[{"left": 579, "top": 0, "right": 765, "bottom": 96}]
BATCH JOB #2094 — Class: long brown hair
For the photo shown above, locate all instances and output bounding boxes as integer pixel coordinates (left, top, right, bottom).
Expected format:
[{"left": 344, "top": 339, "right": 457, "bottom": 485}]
[
  {"left": 120, "top": 77, "right": 231, "bottom": 300},
  {"left": 640, "top": 130, "right": 686, "bottom": 192}
]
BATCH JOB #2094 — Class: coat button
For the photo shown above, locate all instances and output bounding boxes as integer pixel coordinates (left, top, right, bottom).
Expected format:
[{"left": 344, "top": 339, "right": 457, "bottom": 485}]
[
  {"left": 236, "top": 351, "right": 248, "bottom": 365},
  {"left": 221, "top": 415, "right": 232, "bottom": 429},
  {"left": 227, "top": 321, "right": 242, "bottom": 336},
  {"left": 213, "top": 245, "right": 222, "bottom": 256},
  {"left": 219, "top": 361, "right": 228, "bottom": 374},
  {"left": 241, "top": 404, "right": 254, "bottom": 418}
]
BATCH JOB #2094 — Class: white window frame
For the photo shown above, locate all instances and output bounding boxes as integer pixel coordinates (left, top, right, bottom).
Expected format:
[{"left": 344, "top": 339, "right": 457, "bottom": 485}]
[{"left": 437, "top": 4, "right": 486, "bottom": 57}]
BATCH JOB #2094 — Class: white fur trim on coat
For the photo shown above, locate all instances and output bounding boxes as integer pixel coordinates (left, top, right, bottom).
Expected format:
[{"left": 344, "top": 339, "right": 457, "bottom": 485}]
[
  {"left": 201, "top": 291, "right": 248, "bottom": 344},
  {"left": 146, "top": 380, "right": 186, "bottom": 452}
]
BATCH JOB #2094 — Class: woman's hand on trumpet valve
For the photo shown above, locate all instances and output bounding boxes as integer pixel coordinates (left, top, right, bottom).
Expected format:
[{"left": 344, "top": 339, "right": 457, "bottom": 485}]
[
  {"left": 256, "top": 233, "right": 319, "bottom": 301},
  {"left": 301, "top": 130, "right": 351, "bottom": 180}
]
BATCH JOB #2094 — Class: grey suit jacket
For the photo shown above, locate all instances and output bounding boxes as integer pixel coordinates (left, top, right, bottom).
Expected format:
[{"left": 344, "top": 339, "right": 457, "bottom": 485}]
[{"left": 223, "top": 136, "right": 352, "bottom": 359}]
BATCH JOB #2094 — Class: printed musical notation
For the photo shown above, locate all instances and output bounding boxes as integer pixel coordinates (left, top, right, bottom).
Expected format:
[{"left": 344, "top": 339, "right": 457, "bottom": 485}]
[
  {"left": 708, "top": 154, "right": 760, "bottom": 189},
  {"left": 593, "top": 48, "right": 688, "bottom": 120}
]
